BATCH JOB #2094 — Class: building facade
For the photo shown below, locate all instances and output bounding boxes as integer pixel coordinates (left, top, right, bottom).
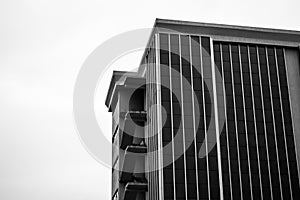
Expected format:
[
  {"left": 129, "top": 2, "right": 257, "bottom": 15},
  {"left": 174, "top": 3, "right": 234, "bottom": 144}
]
[{"left": 105, "top": 19, "right": 300, "bottom": 200}]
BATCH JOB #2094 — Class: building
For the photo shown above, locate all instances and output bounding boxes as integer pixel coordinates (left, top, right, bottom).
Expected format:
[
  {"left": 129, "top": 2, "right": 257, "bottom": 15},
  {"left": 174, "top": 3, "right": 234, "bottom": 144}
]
[{"left": 105, "top": 19, "right": 300, "bottom": 200}]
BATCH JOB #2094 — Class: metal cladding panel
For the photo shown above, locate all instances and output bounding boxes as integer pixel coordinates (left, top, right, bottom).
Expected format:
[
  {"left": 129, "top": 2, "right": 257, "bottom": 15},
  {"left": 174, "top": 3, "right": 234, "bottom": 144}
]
[
  {"left": 159, "top": 33, "right": 221, "bottom": 200},
  {"left": 157, "top": 31, "right": 300, "bottom": 200},
  {"left": 214, "top": 42, "right": 300, "bottom": 200},
  {"left": 145, "top": 36, "right": 160, "bottom": 200}
]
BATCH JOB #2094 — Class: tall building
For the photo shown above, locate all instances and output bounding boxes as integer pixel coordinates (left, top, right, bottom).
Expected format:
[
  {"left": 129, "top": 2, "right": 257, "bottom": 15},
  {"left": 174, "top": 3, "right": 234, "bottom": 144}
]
[{"left": 105, "top": 19, "right": 300, "bottom": 200}]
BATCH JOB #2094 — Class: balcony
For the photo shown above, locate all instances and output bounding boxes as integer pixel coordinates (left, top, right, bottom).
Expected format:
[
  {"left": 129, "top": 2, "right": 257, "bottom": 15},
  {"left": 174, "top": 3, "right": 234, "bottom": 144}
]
[
  {"left": 123, "top": 182, "right": 148, "bottom": 200},
  {"left": 119, "top": 111, "right": 147, "bottom": 149},
  {"left": 119, "top": 145, "right": 147, "bottom": 183}
]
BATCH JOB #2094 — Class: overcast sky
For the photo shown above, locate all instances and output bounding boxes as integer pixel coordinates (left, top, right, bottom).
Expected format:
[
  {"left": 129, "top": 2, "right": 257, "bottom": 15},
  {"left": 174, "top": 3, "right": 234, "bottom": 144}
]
[{"left": 1, "top": 0, "right": 300, "bottom": 199}]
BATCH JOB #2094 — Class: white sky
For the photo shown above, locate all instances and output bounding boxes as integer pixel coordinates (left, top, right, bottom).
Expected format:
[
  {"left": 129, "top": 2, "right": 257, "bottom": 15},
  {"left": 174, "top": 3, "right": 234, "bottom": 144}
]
[{"left": 0, "top": 0, "right": 300, "bottom": 199}]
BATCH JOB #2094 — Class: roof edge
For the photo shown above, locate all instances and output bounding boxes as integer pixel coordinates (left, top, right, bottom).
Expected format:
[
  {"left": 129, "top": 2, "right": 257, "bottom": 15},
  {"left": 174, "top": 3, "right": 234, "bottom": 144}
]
[{"left": 155, "top": 18, "right": 300, "bottom": 35}]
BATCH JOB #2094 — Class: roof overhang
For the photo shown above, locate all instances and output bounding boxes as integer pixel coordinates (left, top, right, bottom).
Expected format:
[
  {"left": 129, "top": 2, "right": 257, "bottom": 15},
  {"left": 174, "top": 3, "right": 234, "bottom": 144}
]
[{"left": 105, "top": 71, "right": 145, "bottom": 112}]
